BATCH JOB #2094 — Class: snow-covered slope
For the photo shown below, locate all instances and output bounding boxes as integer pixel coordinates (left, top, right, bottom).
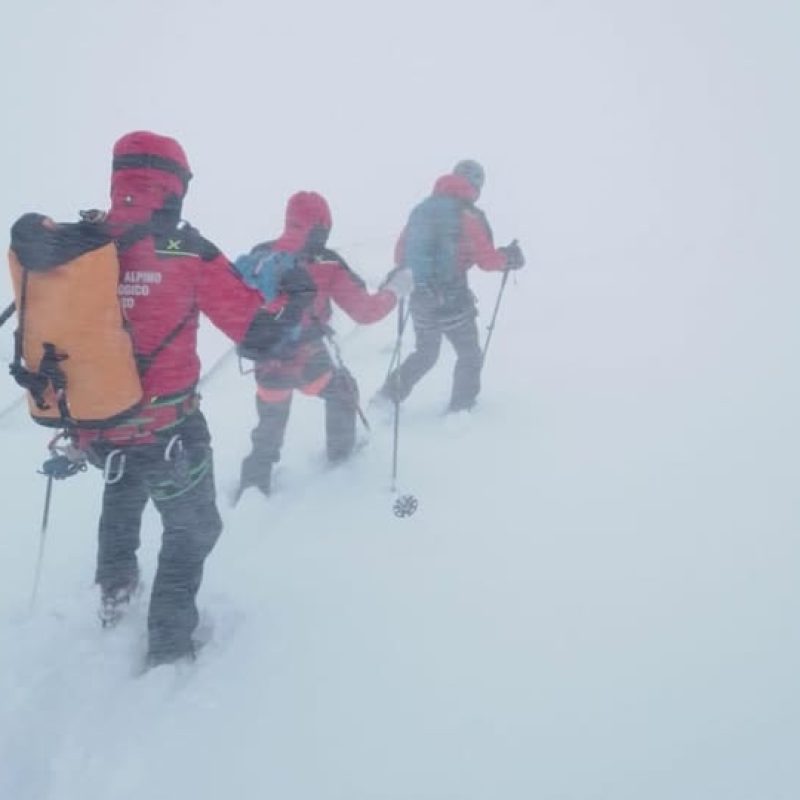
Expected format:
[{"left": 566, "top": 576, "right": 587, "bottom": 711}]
[{"left": 1, "top": 232, "right": 797, "bottom": 799}]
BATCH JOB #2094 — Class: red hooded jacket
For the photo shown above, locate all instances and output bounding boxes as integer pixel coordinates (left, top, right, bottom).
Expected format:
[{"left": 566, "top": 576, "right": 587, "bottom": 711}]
[
  {"left": 80, "top": 132, "right": 265, "bottom": 445},
  {"left": 251, "top": 191, "right": 397, "bottom": 393}
]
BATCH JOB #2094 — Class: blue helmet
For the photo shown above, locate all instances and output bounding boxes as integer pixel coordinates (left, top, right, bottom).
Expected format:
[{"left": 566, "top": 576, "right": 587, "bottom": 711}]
[{"left": 453, "top": 159, "right": 485, "bottom": 192}]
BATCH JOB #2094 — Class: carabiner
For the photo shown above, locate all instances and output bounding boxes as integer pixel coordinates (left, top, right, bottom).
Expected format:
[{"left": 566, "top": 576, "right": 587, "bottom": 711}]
[
  {"left": 103, "top": 449, "right": 126, "bottom": 485},
  {"left": 164, "top": 434, "right": 183, "bottom": 462}
]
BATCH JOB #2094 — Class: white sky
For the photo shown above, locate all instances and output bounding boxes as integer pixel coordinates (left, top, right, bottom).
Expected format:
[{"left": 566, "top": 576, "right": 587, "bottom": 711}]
[{"left": 1, "top": 0, "right": 796, "bottom": 262}]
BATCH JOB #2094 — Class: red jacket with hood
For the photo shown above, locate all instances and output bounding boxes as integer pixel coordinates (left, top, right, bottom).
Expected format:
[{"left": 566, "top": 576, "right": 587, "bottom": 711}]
[
  {"left": 82, "top": 131, "right": 265, "bottom": 445},
  {"left": 251, "top": 192, "right": 396, "bottom": 390},
  {"left": 253, "top": 192, "right": 397, "bottom": 374}
]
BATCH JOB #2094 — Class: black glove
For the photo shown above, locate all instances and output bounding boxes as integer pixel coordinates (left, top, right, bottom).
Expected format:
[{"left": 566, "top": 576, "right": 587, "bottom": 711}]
[{"left": 499, "top": 239, "right": 525, "bottom": 270}]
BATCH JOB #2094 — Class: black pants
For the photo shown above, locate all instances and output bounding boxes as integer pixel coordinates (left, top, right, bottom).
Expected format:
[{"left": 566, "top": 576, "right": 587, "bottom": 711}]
[
  {"left": 385, "top": 286, "right": 482, "bottom": 411},
  {"left": 241, "top": 369, "right": 358, "bottom": 491},
  {"left": 94, "top": 411, "right": 222, "bottom": 662}
]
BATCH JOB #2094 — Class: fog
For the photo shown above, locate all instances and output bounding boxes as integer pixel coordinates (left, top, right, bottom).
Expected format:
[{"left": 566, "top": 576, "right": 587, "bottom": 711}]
[{"left": 1, "top": 1, "right": 798, "bottom": 798}]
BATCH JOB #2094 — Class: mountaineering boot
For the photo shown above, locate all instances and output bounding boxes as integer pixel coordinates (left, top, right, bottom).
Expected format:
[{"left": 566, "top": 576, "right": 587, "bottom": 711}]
[
  {"left": 446, "top": 398, "right": 476, "bottom": 414},
  {"left": 235, "top": 454, "right": 273, "bottom": 503},
  {"left": 144, "top": 641, "right": 197, "bottom": 671},
  {"left": 98, "top": 574, "right": 141, "bottom": 628},
  {"left": 235, "top": 395, "right": 291, "bottom": 503}
]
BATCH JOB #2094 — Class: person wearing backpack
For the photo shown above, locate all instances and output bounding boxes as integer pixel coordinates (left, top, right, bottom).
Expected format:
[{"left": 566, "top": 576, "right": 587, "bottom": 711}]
[
  {"left": 234, "top": 190, "right": 412, "bottom": 499},
  {"left": 77, "top": 131, "right": 315, "bottom": 667},
  {"left": 376, "top": 160, "right": 525, "bottom": 413}
]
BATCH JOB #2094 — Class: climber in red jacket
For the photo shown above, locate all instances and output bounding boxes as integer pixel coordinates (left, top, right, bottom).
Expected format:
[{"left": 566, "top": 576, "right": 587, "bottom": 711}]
[
  {"left": 235, "top": 190, "right": 412, "bottom": 498},
  {"left": 80, "top": 131, "right": 315, "bottom": 667}
]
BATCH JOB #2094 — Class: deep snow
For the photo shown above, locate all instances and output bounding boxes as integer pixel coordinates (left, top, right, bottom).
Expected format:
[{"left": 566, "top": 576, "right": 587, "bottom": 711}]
[{"left": 1, "top": 240, "right": 798, "bottom": 799}]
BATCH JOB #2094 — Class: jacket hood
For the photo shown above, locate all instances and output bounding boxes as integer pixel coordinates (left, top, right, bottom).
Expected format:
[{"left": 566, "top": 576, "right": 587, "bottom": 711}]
[
  {"left": 432, "top": 173, "right": 479, "bottom": 203},
  {"left": 109, "top": 131, "right": 192, "bottom": 227},
  {"left": 274, "top": 191, "right": 332, "bottom": 253}
]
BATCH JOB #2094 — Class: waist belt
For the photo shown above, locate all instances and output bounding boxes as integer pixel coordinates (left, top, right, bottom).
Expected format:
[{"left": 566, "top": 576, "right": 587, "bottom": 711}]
[{"left": 83, "top": 388, "right": 199, "bottom": 446}]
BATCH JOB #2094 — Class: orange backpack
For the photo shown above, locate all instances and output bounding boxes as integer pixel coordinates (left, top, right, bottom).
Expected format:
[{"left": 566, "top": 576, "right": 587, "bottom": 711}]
[{"left": 8, "top": 213, "right": 143, "bottom": 428}]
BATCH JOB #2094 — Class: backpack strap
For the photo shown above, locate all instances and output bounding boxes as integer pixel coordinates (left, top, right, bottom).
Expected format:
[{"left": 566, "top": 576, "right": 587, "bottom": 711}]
[
  {"left": 9, "top": 270, "right": 71, "bottom": 421},
  {"left": 10, "top": 270, "right": 42, "bottom": 405},
  {"left": 135, "top": 305, "right": 197, "bottom": 376},
  {"left": 111, "top": 219, "right": 197, "bottom": 377}
]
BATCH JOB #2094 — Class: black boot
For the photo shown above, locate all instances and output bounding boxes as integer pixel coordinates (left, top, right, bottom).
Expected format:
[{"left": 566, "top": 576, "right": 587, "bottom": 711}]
[
  {"left": 145, "top": 642, "right": 197, "bottom": 670},
  {"left": 98, "top": 571, "right": 140, "bottom": 628},
  {"left": 239, "top": 452, "right": 273, "bottom": 497},
  {"left": 237, "top": 395, "right": 291, "bottom": 498}
]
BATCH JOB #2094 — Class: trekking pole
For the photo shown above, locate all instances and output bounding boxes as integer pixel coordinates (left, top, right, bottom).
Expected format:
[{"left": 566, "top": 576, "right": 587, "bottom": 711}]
[
  {"left": 480, "top": 268, "right": 511, "bottom": 367},
  {"left": 0, "top": 302, "right": 15, "bottom": 329},
  {"left": 384, "top": 302, "right": 412, "bottom": 382},
  {"left": 391, "top": 300, "right": 405, "bottom": 492},
  {"left": 29, "top": 473, "right": 55, "bottom": 611},
  {"left": 389, "top": 300, "right": 418, "bottom": 517},
  {"left": 28, "top": 436, "right": 87, "bottom": 609},
  {"left": 320, "top": 330, "right": 371, "bottom": 433}
]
